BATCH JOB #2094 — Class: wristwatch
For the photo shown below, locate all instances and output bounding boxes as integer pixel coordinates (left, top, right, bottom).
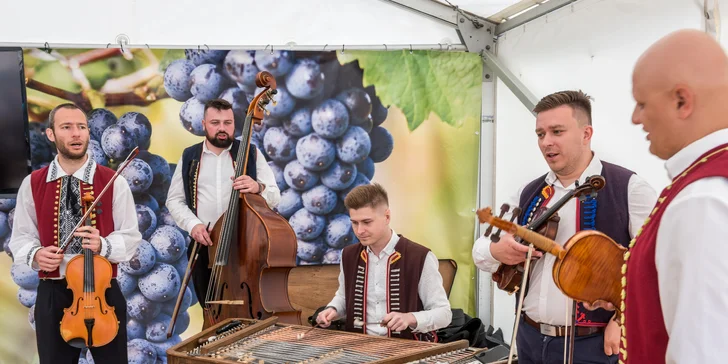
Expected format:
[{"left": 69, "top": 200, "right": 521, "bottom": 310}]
[{"left": 257, "top": 182, "right": 265, "bottom": 194}]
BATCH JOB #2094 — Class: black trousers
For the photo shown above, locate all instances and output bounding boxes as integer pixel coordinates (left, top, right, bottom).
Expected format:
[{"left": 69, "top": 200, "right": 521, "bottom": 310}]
[
  {"left": 516, "top": 318, "right": 617, "bottom": 364},
  {"left": 35, "top": 278, "right": 128, "bottom": 364},
  {"left": 189, "top": 242, "right": 211, "bottom": 307}
]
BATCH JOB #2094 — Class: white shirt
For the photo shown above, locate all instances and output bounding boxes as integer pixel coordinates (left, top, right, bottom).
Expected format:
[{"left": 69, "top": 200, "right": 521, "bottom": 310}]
[
  {"left": 326, "top": 229, "right": 453, "bottom": 335},
  {"left": 655, "top": 128, "right": 728, "bottom": 364},
  {"left": 473, "top": 153, "right": 657, "bottom": 325},
  {"left": 9, "top": 155, "right": 142, "bottom": 277},
  {"left": 166, "top": 141, "right": 280, "bottom": 236}
]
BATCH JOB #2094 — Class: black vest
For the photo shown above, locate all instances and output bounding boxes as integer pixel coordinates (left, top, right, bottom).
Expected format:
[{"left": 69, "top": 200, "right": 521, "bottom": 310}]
[
  {"left": 517, "top": 160, "right": 634, "bottom": 326},
  {"left": 180, "top": 140, "right": 257, "bottom": 214}
]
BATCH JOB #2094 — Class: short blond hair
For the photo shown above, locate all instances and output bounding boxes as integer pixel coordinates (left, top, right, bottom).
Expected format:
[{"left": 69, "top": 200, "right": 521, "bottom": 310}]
[{"left": 344, "top": 183, "right": 388, "bottom": 210}]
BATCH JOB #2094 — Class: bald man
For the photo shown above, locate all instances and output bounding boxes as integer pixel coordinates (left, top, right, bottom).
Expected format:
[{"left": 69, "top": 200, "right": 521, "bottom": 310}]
[{"left": 612, "top": 29, "right": 728, "bottom": 363}]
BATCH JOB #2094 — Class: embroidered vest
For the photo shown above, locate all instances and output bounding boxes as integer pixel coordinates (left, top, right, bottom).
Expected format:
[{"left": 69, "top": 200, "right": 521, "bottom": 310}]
[
  {"left": 180, "top": 140, "right": 257, "bottom": 214},
  {"left": 341, "top": 235, "right": 434, "bottom": 341},
  {"left": 620, "top": 143, "right": 728, "bottom": 363},
  {"left": 517, "top": 160, "right": 634, "bottom": 326},
  {"left": 30, "top": 163, "right": 116, "bottom": 278}
]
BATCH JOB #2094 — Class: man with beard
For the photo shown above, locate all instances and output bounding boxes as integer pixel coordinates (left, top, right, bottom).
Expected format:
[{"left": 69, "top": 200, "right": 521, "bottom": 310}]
[
  {"left": 166, "top": 98, "right": 280, "bottom": 315},
  {"left": 9, "top": 103, "right": 141, "bottom": 363}
]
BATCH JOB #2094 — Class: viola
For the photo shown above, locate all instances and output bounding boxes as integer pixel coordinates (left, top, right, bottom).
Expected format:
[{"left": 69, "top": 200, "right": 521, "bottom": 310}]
[
  {"left": 477, "top": 205, "right": 624, "bottom": 320},
  {"left": 202, "top": 71, "right": 302, "bottom": 328},
  {"left": 59, "top": 192, "right": 119, "bottom": 348},
  {"left": 487, "top": 175, "right": 606, "bottom": 294}
]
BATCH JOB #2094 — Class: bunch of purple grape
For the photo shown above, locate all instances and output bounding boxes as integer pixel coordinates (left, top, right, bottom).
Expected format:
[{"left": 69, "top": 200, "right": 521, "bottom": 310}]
[
  {"left": 8, "top": 109, "right": 190, "bottom": 363},
  {"left": 164, "top": 49, "right": 394, "bottom": 265}
]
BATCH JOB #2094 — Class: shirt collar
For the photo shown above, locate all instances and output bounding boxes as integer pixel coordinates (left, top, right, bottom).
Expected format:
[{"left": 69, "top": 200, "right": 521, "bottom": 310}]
[
  {"left": 544, "top": 151, "right": 603, "bottom": 189},
  {"left": 366, "top": 229, "right": 400, "bottom": 257},
  {"left": 46, "top": 154, "right": 96, "bottom": 184},
  {"left": 202, "top": 140, "right": 233, "bottom": 155},
  {"left": 665, "top": 128, "right": 728, "bottom": 180}
]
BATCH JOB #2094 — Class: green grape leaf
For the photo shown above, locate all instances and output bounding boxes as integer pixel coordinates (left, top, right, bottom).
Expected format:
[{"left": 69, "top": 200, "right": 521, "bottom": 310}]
[
  {"left": 158, "top": 49, "right": 186, "bottom": 73},
  {"left": 338, "top": 50, "right": 483, "bottom": 131}
]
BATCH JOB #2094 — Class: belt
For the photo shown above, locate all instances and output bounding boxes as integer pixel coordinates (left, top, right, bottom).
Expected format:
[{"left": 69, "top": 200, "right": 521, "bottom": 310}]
[{"left": 523, "top": 314, "right": 604, "bottom": 337}]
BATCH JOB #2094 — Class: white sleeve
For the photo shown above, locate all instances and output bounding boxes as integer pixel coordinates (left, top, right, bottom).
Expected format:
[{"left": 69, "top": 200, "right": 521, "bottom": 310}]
[
  {"left": 8, "top": 176, "right": 43, "bottom": 270},
  {"left": 99, "top": 175, "right": 142, "bottom": 263},
  {"left": 255, "top": 148, "right": 281, "bottom": 209},
  {"left": 165, "top": 155, "right": 202, "bottom": 235},
  {"left": 411, "top": 251, "right": 452, "bottom": 332},
  {"left": 473, "top": 184, "right": 524, "bottom": 272},
  {"left": 326, "top": 260, "right": 347, "bottom": 319},
  {"left": 626, "top": 174, "right": 658, "bottom": 238}
]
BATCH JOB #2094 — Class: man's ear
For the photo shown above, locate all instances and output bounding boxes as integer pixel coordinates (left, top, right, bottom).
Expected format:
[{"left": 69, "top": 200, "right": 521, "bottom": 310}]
[
  {"left": 673, "top": 86, "right": 694, "bottom": 119},
  {"left": 45, "top": 127, "right": 55, "bottom": 143}
]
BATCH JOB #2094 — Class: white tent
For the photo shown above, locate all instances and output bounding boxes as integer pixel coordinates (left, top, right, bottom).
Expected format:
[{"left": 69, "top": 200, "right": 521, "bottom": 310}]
[{"left": 0, "top": 0, "right": 723, "bottom": 342}]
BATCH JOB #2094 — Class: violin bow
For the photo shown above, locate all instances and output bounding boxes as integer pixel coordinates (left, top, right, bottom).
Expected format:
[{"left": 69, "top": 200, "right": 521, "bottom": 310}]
[
  {"left": 500, "top": 175, "right": 606, "bottom": 364},
  {"left": 167, "top": 222, "right": 208, "bottom": 338},
  {"left": 55, "top": 147, "right": 140, "bottom": 255}
]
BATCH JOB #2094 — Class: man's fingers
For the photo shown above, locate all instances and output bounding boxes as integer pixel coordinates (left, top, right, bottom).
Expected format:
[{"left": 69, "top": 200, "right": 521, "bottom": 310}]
[{"left": 510, "top": 242, "right": 531, "bottom": 253}]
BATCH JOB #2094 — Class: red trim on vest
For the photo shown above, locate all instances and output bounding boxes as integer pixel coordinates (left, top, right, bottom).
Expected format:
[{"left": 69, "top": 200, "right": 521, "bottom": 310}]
[
  {"left": 30, "top": 164, "right": 117, "bottom": 278},
  {"left": 360, "top": 250, "right": 368, "bottom": 335}
]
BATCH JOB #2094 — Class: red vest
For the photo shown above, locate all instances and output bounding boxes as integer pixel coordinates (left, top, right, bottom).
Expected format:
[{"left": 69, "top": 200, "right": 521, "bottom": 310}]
[
  {"left": 341, "top": 235, "right": 435, "bottom": 341},
  {"left": 30, "top": 163, "right": 117, "bottom": 278},
  {"left": 621, "top": 143, "right": 728, "bottom": 363}
]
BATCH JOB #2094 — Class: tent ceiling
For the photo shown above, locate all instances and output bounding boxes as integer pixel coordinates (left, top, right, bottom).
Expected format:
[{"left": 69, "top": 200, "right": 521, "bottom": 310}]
[{"left": 433, "top": 0, "right": 554, "bottom": 23}]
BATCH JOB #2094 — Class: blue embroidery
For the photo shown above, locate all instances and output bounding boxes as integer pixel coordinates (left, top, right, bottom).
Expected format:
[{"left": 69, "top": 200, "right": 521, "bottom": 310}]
[
  {"left": 521, "top": 195, "right": 543, "bottom": 226},
  {"left": 581, "top": 195, "right": 597, "bottom": 231}
]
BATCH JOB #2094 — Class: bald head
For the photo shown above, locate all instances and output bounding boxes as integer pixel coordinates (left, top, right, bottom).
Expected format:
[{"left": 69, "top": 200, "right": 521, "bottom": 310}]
[{"left": 632, "top": 29, "right": 728, "bottom": 159}]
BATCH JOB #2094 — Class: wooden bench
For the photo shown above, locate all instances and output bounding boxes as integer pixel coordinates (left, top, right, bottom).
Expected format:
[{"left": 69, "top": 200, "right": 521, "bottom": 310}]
[{"left": 287, "top": 259, "right": 458, "bottom": 322}]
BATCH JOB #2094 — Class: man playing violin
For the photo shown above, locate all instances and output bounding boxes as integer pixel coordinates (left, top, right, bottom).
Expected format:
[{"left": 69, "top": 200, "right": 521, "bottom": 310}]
[
  {"left": 586, "top": 29, "right": 728, "bottom": 363},
  {"left": 472, "top": 90, "right": 657, "bottom": 363},
  {"left": 315, "top": 183, "right": 452, "bottom": 340},
  {"left": 9, "top": 103, "right": 142, "bottom": 364},
  {"left": 166, "top": 98, "right": 280, "bottom": 315}
]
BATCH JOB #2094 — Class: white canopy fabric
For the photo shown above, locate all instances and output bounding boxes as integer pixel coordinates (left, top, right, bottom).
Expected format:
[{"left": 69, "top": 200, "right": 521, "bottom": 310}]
[{"left": 0, "top": 0, "right": 552, "bottom": 49}]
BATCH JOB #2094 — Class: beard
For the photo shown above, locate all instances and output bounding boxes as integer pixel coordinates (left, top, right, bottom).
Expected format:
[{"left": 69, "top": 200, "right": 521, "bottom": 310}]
[
  {"left": 207, "top": 131, "right": 233, "bottom": 148},
  {"left": 56, "top": 141, "right": 88, "bottom": 160}
]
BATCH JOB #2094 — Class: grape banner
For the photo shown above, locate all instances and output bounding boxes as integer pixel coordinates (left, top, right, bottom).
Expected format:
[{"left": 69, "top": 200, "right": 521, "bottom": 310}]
[{"left": 0, "top": 47, "right": 482, "bottom": 363}]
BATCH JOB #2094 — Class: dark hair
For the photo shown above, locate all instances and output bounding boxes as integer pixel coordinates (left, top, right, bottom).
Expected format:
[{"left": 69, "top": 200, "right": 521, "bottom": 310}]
[
  {"left": 48, "top": 103, "right": 86, "bottom": 130},
  {"left": 344, "top": 183, "right": 389, "bottom": 210},
  {"left": 204, "top": 98, "right": 233, "bottom": 115},
  {"left": 533, "top": 90, "right": 593, "bottom": 126}
]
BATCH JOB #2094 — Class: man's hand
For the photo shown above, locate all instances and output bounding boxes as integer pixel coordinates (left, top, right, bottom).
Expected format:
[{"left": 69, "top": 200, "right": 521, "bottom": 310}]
[
  {"left": 34, "top": 246, "right": 63, "bottom": 271},
  {"left": 232, "top": 175, "right": 261, "bottom": 194},
  {"left": 381, "top": 312, "right": 417, "bottom": 332},
  {"left": 191, "top": 224, "right": 213, "bottom": 246},
  {"left": 315, "top": 307, "right": 338, "bottom": 328},
  {"left": 604, "top": 318, "right": 620, "bottom": 356},
  {"left": 490, "top": 233, "right": 543, "bottom": 265},
  {"left": 74, "top": 226, "right": 102, "bottom": 253},
  {"left": 582, "top": 301, "right": 616, "bottom": 311}
]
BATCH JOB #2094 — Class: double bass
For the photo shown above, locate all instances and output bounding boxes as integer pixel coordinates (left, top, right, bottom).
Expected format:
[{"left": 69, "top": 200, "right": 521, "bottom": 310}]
[{"left": 202, "top": 71, "right": 301, "bottom": 328}]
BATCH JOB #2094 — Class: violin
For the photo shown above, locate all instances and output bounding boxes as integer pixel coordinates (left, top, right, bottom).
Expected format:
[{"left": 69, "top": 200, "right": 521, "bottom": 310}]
[
  {"left": 487, "top": 176, "right": 606, "bottom": 294},
  {"left": 202, "top": 71, "right": 301, "bottom": 328},
  {"left": 477, "top": 205, "right": 624, "bottom": 321},
  {"left": 59, "top": 192, "right": 119, "bottom": 348}
]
